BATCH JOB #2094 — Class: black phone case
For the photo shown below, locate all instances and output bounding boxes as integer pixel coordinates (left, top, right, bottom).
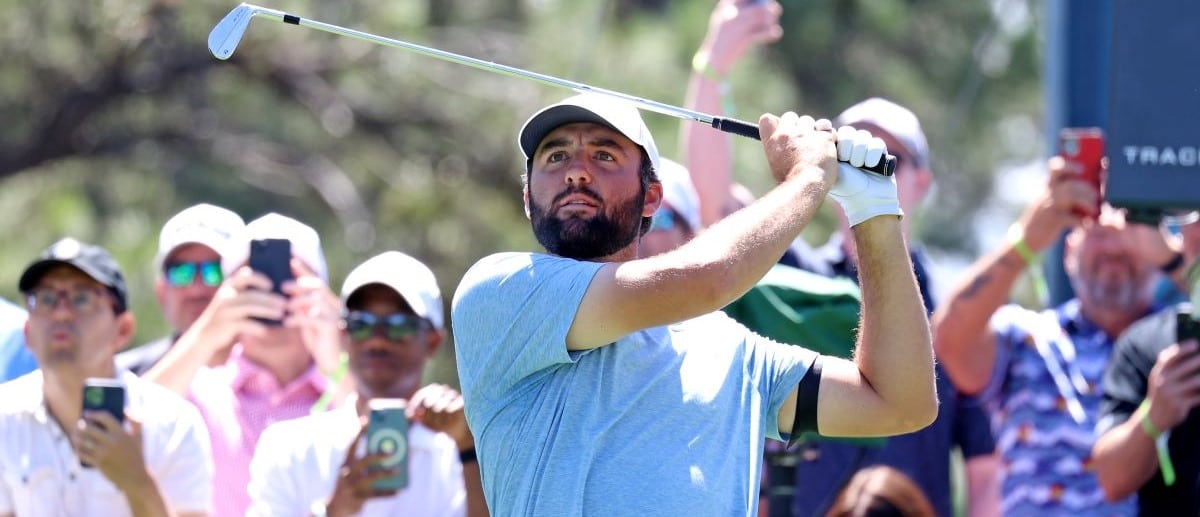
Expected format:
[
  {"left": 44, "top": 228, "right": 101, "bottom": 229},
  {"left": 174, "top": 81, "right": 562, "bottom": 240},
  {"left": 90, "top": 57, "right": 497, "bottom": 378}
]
[
  {"left": 248, "top": 238, "right": 293, "bottom": 325},
  {"left": 248, "top": 238, "right": 293, "bottom": 295},
  {"left": 1177, "top": 311, "right": 1200, "bottom": 343},
  {"left": 81, "top": 378, "right": 125, "bottom": 468}
]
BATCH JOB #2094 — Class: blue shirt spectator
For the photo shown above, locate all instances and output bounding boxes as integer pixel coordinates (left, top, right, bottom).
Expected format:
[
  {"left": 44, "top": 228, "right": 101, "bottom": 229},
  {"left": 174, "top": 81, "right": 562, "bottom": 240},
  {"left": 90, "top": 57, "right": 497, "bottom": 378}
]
[{"left": 0, "top": 298, "right": 35, "bottom": 382}]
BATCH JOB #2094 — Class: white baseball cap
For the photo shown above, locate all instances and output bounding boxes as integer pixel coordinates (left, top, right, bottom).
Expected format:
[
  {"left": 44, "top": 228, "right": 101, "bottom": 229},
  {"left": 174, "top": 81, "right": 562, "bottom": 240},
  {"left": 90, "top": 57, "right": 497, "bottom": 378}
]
[
  {"left": 518, "top": 93, "right": 661, "bottom": 173},
  {"left": 655, "top": 158, "right": 702, "bottom": 232},
  {"left": 340, "top": 251, "right": 443, "bottom": 329},
  {"left": 155, "top": 203, "right": 246, "bottom": 271},
  {"left": 836, "top": 97, "right": 930, "bottom": 170},
  {"left": 226, "top": 213, "right": 329, "bottom": 282}
]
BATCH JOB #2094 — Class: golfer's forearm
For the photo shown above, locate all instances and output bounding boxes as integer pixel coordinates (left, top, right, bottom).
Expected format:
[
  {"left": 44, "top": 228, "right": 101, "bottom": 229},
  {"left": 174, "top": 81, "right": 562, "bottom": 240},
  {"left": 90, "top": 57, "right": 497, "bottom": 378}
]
[
  {"left": 852, "top": 217, "right": 936, "bottom": 428},
  {"left": 658, "top": 172, "right": 827, "bottom": 308}
]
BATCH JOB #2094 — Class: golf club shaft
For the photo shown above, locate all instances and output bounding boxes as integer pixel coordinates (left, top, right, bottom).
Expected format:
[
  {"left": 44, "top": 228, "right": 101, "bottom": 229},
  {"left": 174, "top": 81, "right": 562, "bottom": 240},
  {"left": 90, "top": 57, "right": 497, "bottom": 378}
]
[{"left": 245, "top": 6, "right": 895, "bottom": 176}]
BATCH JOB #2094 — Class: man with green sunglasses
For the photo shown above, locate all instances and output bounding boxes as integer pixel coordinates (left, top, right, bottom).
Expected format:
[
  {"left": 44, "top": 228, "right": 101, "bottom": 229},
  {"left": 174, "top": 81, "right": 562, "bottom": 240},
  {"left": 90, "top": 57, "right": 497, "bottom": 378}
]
[{"left": 118, "top": 203, "right": 246, "bottom": 375}]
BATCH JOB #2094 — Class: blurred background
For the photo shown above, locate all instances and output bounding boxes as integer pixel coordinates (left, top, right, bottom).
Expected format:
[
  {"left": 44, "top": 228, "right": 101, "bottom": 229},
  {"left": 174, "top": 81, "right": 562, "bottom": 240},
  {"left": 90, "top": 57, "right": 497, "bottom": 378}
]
[{"left": 0, "top": 0, "right": 1044, "bottom": 383}]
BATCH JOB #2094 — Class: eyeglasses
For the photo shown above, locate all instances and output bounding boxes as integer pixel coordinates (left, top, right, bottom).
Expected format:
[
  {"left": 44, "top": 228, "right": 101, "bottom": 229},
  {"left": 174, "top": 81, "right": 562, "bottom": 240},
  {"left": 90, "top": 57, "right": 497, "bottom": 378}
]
[
  {"left": 25, "top": 287, "right": 112, "bottom": 315},
  {"left": 343, "top": 311, "right": 428, "bottom": 342},
  {"left": 649, "top": 206, "right": 680, "bottom": 233},
  {"left": 164, "top": 261, "right": 223, "bottom": 288}
]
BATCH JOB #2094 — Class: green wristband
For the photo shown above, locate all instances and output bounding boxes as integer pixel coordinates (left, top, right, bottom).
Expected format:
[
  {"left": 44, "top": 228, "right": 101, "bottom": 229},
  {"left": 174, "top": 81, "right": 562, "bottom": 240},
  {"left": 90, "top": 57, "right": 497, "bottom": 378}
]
[
  {"left": 1139, "top": 400, "right": 1176, "bottom": 486},
  {"left": 1007, "top": 224, "right": 1048, "bottom": 304}
]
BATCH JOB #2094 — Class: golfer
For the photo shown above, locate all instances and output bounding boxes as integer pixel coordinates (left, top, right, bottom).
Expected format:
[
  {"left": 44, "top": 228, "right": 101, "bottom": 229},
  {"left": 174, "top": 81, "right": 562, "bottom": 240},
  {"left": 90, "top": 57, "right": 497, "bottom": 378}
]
[{"left": 452, "top": 94, "right": 936, "bottom": 515}]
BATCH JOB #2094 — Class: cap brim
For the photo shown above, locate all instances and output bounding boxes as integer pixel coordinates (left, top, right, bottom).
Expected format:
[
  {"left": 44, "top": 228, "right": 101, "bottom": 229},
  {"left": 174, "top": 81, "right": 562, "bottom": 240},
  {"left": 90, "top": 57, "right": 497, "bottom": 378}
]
[
  {"left": 519, "top": 105, "right": 619, "bottom": 160},
  {"left": 19, "top": 259, "right": 110, "bottom": 293}
]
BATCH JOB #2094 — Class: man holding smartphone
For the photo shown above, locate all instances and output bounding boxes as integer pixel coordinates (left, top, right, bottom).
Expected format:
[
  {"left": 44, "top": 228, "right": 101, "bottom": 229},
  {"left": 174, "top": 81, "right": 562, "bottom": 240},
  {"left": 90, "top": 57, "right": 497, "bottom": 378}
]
[
  {"left": 117, "top": 203, "right": 246, "bottom": 375},
  {"left": 1092, "top": 220, "right": 1200, "bottom": 514},
  {"left": 247, "top": 251, "right": 486, "bottom": 517},
  {"left": 930, "top": 159, "right": 1184, "bottom": 515},
  {"left": 0, "top": 238, "right": 213, "bottom": 517},
  {"left": 145, "top": 213, "right": 347, "bottom": 517}
]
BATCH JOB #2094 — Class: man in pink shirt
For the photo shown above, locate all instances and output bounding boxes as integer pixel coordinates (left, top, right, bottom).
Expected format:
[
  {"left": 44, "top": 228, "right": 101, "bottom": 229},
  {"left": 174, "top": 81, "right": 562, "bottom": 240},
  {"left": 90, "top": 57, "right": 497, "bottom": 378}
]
[{"left": 146, "top": 213, "right": 347, "bottom": 516}]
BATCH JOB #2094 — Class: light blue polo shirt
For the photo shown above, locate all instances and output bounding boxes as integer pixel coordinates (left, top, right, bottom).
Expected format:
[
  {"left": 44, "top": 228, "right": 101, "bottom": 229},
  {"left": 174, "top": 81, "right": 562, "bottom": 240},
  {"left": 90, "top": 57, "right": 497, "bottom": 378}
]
[{"left": 452, "top": 252, "right": 817, "bottom": 516}]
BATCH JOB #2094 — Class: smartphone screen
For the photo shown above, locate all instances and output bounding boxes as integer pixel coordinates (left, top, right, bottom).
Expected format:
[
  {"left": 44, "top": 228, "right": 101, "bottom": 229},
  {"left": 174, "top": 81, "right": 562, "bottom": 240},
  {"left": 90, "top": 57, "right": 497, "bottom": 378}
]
[
  {"left": 81, "top": 378, "right": 125, "bottom": 468},
  {"left": 1059, "top": 127, "right": 1105, "bottom": 217},
  {"left": 367, "top": 399, "right": 409, "bottom": 491}
]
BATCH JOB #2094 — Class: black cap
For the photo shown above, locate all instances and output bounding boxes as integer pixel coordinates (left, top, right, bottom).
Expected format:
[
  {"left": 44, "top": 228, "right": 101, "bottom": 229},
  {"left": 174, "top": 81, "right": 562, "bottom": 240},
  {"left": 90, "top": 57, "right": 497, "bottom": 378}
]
[{"left": 18, "top": 238, "right": 129, "bottom": 313}]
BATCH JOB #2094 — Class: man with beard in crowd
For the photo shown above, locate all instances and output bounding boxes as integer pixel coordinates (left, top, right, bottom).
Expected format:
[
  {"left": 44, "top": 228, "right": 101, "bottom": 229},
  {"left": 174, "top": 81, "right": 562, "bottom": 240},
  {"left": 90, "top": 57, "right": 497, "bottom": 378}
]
[
  {"left": 932, "top": 157, "right": 1178, "bottom": 515},
  {"left": 450, "top": 93, "right": 937, "bottom": 515}
]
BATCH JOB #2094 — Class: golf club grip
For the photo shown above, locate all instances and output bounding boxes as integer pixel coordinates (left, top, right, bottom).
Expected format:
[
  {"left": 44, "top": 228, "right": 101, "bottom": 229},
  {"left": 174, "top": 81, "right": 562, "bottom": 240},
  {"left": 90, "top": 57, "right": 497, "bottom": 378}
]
[{"left": 711, "top": 116, "right": 897, "bottom": 176}]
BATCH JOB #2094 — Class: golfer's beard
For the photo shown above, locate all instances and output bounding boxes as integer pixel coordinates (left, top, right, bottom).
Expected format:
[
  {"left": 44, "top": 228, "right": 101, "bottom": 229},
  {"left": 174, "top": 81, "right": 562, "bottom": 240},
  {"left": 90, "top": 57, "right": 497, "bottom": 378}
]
[{"left": 529, "top": 188, "right": 644, "bottom": 260}]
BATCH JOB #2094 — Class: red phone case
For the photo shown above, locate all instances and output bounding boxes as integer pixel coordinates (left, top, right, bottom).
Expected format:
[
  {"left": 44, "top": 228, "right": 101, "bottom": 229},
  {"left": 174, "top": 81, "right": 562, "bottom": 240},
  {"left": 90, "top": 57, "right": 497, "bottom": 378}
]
[{"left": 1059, "top": 127, "right": 1105, "bottom": 217}]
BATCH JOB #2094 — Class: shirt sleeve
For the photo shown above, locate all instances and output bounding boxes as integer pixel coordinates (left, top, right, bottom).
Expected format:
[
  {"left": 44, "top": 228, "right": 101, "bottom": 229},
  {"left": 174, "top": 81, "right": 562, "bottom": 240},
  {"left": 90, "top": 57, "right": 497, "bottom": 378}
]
[
  {"left": 743, "top": 326, "right": 819, "bottom": 442},
  {"left": 451, "top": 253, "right": 603, "bottom": 407},
  {"left": 1097, "top": 310, "right": 1169, "bottom": 435},
  {"left": 246, "top": 423, "right": 308, "bottom": 517},
  {"left": 953, "top": 395, "right": 996, "bottom": 459},
  {"left": 156, "top": 399, "right": 214, "bottom": 514}
]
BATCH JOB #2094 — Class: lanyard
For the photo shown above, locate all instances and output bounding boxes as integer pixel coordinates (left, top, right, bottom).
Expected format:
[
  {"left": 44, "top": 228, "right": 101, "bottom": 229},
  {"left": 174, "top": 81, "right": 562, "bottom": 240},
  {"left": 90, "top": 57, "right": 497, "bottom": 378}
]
[{"left": 1027, "top": 312, "right": 1091, "bottom": 425}]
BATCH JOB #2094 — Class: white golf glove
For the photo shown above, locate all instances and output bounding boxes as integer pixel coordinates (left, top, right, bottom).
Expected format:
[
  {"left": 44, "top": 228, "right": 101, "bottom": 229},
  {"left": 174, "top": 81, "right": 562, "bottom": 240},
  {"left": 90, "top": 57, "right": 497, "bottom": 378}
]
[{"left": 830, "top": 126, "right": 902, "bottom": 227}]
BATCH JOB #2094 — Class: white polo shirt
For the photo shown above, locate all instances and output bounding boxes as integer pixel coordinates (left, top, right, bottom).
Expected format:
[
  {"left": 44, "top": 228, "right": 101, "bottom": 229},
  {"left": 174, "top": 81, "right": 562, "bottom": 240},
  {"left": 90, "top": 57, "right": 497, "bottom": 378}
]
[
  {"left": 247, "top": 397, "right": 466, "bottom": 517},
  {"left": 0, "top": 370, "right": 213, "bottom": 516}
]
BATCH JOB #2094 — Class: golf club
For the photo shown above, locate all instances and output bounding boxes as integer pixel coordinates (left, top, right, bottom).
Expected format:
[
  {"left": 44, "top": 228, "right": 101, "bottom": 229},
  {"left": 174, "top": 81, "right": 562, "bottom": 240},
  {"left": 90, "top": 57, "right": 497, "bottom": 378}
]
[{"left": 209, "top": 3, "right": 896, "bottom": 176}]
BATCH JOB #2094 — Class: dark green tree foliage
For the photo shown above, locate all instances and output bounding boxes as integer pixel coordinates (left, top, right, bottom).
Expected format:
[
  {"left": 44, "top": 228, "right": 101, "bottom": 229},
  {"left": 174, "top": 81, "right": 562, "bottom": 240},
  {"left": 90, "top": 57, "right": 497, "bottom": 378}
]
[{"left": 0, "top": 0, "right": 1040, "bottom": 385}]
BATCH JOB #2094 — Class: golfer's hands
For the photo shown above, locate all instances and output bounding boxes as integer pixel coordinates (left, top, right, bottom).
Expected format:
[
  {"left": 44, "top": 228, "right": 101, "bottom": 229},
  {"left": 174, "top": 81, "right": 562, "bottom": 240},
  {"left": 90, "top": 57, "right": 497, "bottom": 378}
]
[
  {"left": 829, "top": 125, "right": 897, "bottom": 226},
  {"left": 759, "top": 112, "right": 839, "bottom": 189}
]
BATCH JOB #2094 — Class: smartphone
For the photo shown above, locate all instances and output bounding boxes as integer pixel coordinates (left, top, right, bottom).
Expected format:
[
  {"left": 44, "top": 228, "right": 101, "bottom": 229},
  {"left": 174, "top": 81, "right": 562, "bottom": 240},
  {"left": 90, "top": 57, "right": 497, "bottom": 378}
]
[
  {"left": 248, "top": 238, "right": 293, "bottom": 325},
  {"left": 367, "top": 399, "right": 409, "bottom": 491},
  {"left": 81, "top": 378, "right": 125, "bottom": 468},
  {"left": 1059, "top": 127, "right": 1105, "bottom": 217},
  {"left": 1178, "top": 312, "right": 1200, "bottom": 343}
]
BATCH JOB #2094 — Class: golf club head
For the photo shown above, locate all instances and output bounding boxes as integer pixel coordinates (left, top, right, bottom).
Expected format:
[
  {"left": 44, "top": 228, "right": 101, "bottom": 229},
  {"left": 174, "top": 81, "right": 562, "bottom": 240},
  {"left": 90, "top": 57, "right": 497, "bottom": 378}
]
[{"left": 209, "top": 4, "right": 256, "bottom": 60}]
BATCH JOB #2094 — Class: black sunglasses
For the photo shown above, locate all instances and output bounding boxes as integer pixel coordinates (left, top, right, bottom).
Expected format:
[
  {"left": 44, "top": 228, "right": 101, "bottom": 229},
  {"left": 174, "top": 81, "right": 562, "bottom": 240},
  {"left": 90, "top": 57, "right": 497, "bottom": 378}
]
[{"left": 343, "top": 311, "right": 427, "bottom": 342}]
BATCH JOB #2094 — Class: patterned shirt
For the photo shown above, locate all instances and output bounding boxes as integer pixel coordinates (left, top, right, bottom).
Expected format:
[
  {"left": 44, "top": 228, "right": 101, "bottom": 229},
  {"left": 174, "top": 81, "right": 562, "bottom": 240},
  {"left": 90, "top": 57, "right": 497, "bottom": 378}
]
[
  {"left": 188, "top": 346, "right": 328, "bottom": 517},
  {"left": 983, "top": 300, "right": 1138, "bottom": 515}
]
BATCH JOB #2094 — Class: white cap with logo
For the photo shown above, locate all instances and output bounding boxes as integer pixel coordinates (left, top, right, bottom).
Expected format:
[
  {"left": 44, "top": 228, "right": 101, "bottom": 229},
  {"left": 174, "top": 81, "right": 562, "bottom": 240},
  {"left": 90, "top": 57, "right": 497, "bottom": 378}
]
[
  {"left": 340, "top": 251, "right": 443, "bottom": 329},
  {"left": 518, "top": 93, "right": 661, "bottom": 173},
  {"left": 225, "top": 213, "right": 329, "bottom": 282},
  {"left": 155, "top": 203, "right": 246, "bottom": 271}
]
